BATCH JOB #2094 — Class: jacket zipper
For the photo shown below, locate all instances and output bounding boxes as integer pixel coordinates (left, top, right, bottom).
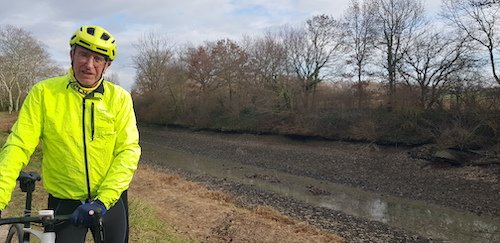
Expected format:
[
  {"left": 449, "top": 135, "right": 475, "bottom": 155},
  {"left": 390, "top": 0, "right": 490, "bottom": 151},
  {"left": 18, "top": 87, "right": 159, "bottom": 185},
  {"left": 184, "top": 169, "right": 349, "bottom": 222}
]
[
  {"left": 82, "top": 98, "right": 92, "bottom": 201},
  {"left": 91, "top": 102, "right": 95, "bottom": 141}
]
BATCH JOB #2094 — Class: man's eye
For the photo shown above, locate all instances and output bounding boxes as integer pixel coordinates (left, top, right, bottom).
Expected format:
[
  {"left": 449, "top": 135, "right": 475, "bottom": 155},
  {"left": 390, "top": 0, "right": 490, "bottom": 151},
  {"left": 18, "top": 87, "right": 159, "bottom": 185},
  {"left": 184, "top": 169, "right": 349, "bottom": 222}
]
[
  {"left": 95, "top": 57, "right": 106, "bottom": 63},
  {"left": 78, "top": 52, "right": 89, "bottom": 58}
]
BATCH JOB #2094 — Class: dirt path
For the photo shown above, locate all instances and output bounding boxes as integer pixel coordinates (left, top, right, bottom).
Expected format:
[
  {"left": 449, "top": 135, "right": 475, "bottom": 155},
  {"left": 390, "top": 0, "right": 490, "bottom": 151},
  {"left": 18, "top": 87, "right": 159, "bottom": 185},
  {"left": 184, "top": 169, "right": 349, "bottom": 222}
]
[{"left": 0, "top": 226, "right": 6, "bottom": 241}]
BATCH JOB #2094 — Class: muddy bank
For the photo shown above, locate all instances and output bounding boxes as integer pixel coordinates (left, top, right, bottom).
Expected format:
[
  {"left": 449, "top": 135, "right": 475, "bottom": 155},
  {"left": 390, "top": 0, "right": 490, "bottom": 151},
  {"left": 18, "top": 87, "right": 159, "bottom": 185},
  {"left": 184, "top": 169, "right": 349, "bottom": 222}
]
[{"left": 139, "top": 125, "right": 500, "bottom": 242}]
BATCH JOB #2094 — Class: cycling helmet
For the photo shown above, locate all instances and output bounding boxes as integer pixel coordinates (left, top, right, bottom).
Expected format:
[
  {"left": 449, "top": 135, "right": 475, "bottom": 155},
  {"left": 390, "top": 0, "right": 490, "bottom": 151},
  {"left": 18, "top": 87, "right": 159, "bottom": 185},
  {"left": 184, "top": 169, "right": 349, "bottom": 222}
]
[{"left": 69, "top": 25, "right": 117, "bottom": 61}]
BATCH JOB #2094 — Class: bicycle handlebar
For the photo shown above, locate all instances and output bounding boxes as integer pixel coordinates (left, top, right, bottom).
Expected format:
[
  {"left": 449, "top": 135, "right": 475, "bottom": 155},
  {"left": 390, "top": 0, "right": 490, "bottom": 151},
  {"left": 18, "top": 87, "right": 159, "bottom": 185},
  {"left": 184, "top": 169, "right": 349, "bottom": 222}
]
[{"left": 0, "top": 215, "right": 71, "bottom": 226}]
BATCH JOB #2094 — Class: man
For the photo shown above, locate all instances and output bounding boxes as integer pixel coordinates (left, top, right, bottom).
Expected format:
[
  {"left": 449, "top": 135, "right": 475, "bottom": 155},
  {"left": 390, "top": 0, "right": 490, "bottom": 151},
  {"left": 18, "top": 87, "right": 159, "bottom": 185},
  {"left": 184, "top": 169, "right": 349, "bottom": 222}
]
[{"left": 0, "top": 25, "right": 141, "bottom": 242}]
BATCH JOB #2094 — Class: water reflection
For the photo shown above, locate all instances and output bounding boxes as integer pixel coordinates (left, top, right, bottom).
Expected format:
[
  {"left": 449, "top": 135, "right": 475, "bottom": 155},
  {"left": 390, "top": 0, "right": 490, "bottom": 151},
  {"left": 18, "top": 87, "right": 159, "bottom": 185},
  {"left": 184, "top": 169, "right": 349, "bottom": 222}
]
[
  {"left": 369, "top": 199, "right": 388, "bottom": 223},
  {"left": 142, "top": 142, "right": 500, "bottom": 243},
  {"left": 317, "top": 185, "right": 500, "bottom": 243}
]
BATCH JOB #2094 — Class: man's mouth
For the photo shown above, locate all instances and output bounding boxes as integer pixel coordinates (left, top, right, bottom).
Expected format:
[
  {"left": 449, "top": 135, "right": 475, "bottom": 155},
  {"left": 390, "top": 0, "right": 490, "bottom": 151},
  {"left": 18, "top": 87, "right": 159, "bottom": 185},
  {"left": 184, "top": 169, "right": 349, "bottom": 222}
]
[{"left": 81, "top": 70, "right": 94, "bottom": 76}]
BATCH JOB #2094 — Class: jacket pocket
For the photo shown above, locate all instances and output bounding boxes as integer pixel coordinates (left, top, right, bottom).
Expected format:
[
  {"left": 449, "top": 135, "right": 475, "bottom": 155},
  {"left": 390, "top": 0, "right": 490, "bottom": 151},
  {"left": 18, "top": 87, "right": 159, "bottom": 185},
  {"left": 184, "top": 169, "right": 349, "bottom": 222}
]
[{"left": 90, "top": 105, "right": 116, "bottom": 166}]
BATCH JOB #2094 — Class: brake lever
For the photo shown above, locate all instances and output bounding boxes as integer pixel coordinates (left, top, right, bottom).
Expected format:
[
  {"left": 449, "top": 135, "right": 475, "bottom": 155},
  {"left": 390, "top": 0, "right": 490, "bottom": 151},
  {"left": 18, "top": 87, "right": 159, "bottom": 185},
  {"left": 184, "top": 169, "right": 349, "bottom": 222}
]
[{"left": 89, "top": 209, "right": 105, "bottom": 243}]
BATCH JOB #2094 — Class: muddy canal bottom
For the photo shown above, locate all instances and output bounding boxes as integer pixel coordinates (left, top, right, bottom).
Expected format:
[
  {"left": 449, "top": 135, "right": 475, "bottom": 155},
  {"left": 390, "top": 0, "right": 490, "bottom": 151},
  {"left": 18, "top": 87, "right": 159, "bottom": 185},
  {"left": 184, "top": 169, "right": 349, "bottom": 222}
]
[{"left": 141, "top": 141, "right": 499, "bottom": 243}]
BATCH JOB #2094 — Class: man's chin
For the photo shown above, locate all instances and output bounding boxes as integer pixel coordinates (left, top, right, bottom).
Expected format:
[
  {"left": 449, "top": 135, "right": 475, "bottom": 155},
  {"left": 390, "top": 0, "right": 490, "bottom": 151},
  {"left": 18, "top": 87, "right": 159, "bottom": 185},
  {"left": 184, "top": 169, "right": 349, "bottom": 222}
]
[{"left": 78, "top": 79, "right": 98, "bottom": 88}]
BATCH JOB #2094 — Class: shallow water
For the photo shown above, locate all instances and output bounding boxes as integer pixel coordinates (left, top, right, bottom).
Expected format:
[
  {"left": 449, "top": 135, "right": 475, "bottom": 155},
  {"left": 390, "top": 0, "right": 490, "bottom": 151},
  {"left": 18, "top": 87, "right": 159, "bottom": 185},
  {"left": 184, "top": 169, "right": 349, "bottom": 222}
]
[{"left": 141, "top": 140, "right": 500, "bottom": 243}]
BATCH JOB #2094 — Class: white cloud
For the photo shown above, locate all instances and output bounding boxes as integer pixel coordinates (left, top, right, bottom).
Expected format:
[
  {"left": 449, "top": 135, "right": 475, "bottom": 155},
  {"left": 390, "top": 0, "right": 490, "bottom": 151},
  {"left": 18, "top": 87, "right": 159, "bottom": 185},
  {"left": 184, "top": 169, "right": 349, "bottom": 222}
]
[{"left": 1, "top": 0, "right": 441, "bottom": 90}]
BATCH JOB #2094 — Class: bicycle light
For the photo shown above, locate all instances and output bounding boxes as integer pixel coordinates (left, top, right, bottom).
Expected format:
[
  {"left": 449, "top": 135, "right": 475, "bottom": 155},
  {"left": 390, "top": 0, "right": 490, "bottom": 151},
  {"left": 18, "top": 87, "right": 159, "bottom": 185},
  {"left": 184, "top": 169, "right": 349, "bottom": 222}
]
[{"left": 38, "top": 210, "right": 55, "bottom": 220}]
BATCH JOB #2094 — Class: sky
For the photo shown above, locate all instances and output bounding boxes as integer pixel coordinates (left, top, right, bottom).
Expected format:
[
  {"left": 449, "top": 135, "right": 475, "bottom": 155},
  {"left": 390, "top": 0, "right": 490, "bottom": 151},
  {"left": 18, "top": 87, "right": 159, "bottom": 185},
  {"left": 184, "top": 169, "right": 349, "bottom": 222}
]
[{"left": 0, "top": 0, "right": 442, "bottom": 91}]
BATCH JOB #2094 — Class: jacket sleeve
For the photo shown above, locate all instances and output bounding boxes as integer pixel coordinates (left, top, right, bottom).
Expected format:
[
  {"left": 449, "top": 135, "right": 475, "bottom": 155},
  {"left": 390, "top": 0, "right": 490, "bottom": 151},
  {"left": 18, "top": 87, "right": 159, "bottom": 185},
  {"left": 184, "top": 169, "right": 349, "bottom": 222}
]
[
  {"left": 0, "top": 85, "right": 43, "bottom": 210},
  {"left": 96, "top": 91, "right": 141, "bottom": 209}
]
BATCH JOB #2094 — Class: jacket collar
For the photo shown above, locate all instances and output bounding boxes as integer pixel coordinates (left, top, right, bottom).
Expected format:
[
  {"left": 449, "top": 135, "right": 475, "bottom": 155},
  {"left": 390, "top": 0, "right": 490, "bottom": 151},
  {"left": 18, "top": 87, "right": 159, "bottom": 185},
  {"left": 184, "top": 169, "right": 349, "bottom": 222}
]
[{"left": 84, "top": 81, "right": 104, "bottom": 99}]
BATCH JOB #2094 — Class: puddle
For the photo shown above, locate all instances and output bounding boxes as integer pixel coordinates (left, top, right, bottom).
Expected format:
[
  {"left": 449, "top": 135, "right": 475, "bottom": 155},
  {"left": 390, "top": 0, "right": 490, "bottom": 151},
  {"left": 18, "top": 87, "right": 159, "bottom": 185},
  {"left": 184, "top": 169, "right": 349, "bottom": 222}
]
[{"left": 141, "top": 141, "right": 500, "bottom": 243}]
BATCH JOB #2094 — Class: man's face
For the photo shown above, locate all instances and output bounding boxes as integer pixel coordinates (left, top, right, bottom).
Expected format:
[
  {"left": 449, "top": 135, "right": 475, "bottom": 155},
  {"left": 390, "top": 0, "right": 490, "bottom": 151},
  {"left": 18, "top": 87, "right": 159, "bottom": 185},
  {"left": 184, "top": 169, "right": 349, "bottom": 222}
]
[{"left": 71, "top": 46, "right": 111, "bottom": 87}]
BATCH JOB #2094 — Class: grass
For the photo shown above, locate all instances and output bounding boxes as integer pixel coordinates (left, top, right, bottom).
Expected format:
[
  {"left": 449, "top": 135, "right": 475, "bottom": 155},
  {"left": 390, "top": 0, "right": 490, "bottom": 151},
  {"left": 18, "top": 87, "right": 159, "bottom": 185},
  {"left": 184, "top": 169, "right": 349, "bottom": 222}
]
[
  {"left": 129, "top": 198, "right": 192, "bottom": 243},
  {"left": 0, "top": 112, "right": 186, "bottom": 242}
]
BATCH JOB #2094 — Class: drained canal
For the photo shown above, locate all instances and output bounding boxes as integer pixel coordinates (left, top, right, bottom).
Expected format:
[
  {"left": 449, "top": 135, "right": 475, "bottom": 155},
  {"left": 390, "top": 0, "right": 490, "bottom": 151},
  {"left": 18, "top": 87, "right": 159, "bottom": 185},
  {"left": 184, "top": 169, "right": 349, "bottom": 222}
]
[{"left": 140, "top": 133, "right": 500, "bottom": 243}]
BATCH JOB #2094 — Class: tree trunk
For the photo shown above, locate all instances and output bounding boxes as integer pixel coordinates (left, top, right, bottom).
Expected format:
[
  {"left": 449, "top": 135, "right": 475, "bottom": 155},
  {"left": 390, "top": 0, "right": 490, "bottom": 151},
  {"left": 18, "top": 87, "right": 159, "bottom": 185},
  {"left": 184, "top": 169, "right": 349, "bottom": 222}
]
[
  {"left": 1, "top": 80, "right": 14, "bottom": 114},
  {"left": 488, "top": 47, "right": 500, "bottom": 85},
  {"left": 15, "top": 82, "right": 22, "bottom": 112}
]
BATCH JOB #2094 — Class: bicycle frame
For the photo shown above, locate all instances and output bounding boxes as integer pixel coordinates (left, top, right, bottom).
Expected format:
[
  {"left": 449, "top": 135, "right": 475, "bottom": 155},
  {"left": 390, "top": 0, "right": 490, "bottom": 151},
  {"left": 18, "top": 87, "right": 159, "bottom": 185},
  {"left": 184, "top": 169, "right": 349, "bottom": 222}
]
[
  {"left": 0, "top": 171, "right": 103, "bottom": 243},
  {"left": 0, "top": 171, "right": 65, "bottom": 243},
  {"left": 0, "top": 210, "right": 68, "bottom": 243},
  {"left": 23, "top": 222, "right": 56, "bottom": 243},
  {"left": 24, "top": 227, "right": 56, "bottom": 243}
]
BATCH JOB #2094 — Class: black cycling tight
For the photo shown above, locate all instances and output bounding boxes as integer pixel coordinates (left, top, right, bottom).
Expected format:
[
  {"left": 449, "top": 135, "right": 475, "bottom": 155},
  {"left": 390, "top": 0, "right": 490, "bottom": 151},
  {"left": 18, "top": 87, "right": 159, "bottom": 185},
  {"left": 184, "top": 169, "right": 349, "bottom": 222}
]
[{"left": 47, "top": 191, "right": 129, "bottom": 243}]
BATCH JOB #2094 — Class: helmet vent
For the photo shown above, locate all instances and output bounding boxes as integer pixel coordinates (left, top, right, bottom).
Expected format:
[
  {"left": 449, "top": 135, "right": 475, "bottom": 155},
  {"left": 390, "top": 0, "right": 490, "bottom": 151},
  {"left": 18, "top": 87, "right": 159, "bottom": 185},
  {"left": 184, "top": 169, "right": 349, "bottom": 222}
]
[
  {"left": 87, "top": 27, "right": 95, "bottom": 36},
  {"left": 78, "top": 40, "right": 91, "bottom": 47},
  {"left": 101, "top": 33, "right": 110, "bottom": 41},
  {"left": 97, "top": 47, "right": 108, "bottom": 53}
]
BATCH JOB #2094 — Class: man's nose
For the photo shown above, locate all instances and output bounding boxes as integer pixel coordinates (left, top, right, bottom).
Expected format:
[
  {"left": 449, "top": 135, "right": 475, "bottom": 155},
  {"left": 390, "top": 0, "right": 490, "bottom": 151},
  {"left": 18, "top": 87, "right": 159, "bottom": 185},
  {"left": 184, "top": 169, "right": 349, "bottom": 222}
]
[{"left": 84, "top": 56, "right": 96, "bottom": 67}]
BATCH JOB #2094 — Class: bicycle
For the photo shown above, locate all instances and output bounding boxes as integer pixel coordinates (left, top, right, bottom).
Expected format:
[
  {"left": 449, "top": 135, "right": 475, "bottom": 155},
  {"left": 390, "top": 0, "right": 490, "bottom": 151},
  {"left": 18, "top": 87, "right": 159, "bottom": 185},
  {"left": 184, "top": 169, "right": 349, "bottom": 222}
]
[{"left": 0, "top": 171, "right": 104, "bottom": 243}]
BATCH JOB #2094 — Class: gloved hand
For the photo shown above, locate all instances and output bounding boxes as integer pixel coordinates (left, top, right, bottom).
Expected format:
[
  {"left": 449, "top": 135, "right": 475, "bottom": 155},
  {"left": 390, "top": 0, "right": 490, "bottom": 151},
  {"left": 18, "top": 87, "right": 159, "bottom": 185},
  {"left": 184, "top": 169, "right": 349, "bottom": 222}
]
[{"left": 70, "top": 200, "right": 107, "bottom": 227}]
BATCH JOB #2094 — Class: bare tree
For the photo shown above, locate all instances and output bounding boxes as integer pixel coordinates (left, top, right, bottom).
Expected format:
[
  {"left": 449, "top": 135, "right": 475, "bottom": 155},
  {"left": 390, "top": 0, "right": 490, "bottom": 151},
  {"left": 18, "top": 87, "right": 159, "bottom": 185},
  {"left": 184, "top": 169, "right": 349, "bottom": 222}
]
[
  {"left": 132, "top": 32, "right": 186, "bottom": 115},
  {"left": 210, "top": 39, "right": 248, "bottom": 110},
  {"left": 244, "top": 33, "right": 287, "bottom": 92},
  {"left": 399, "top": 30, "right": 474, "bottom": 109},
  {"left": 105, "top": 71, "right": 120, "bottom": 85},
  {"left": 243, "top": 32, "right": 292, "bottom": 111},
  {"left": 132, "top": 32, "right": 176, "bottom": 93},
  {"left": 473, "top": 0, "right": 500, "bottom": 7},
  {"left": 441, "top": 0, "right": 500, "bottom": 85},
  {"left": 373, "top": 0, "right": 426, "bottom": 110},
  {"left": 183, "top": 44, "right": 218, "bottom": 94},
  {"left": 0, "top": 25, "right": 59, "bottom": 113},
  {"left": 0, "top": 85, "right": 4, "bottom": 109},
  {"left": 343, "top": 0, "right": 378, "bottom": 109},
  {"left": 281, "top": 14, "right": 344, "bottom": 111}
]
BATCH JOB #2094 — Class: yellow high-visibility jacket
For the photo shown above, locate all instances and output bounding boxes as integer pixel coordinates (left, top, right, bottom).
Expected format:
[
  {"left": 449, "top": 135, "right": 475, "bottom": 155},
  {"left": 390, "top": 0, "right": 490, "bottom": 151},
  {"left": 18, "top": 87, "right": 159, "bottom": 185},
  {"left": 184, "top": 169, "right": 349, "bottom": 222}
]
[{"left": 0, "top": 71, "right": 141, "bottom": 210}]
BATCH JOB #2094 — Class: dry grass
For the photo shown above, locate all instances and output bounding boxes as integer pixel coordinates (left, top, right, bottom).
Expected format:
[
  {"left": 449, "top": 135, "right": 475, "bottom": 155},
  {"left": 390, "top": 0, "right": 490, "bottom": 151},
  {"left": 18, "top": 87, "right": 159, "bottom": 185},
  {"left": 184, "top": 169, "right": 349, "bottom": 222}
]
[
  {"left": 129, "top": 164, "right": 345, "bottom": 243},
  {"left": 253, "top": 206, "right": 295, "bottom": 225},
  {"left": 0, "top": 112, "right": 17, "bottom": 133}
]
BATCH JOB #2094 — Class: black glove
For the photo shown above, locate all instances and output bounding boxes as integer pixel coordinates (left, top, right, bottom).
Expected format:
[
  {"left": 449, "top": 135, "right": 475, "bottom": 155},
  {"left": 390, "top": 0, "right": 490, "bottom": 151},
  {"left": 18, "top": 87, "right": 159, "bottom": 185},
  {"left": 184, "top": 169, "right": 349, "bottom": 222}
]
[{"left": 70, "top": 200, "right": 107, "bottom": 227}]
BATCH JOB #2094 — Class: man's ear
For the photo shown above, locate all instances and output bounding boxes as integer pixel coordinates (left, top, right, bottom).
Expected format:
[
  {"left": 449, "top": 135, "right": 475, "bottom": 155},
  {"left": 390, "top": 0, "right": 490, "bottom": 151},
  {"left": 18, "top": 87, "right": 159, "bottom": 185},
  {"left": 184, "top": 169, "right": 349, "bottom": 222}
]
[
  {"left": 69, "top": 49, "right": 75, "bottom": 62},
  {"left": 103, "top": 61, "right": 112, "bottom": 73}
]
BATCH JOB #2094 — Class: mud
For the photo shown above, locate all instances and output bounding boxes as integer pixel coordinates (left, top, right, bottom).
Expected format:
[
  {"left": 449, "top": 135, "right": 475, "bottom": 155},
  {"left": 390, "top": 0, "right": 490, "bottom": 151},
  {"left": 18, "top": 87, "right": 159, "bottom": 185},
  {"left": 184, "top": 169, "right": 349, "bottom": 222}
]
[{"left": 139, "top": 125, "right": 500, "bottom": 242}]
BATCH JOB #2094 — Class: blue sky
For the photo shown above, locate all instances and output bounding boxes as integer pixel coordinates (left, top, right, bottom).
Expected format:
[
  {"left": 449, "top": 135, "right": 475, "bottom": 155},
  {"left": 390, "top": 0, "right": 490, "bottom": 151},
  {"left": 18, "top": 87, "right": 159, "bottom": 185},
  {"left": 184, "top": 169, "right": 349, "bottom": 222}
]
[{"left": 0, "top": 0, "right": 441, "bottom": 90}]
